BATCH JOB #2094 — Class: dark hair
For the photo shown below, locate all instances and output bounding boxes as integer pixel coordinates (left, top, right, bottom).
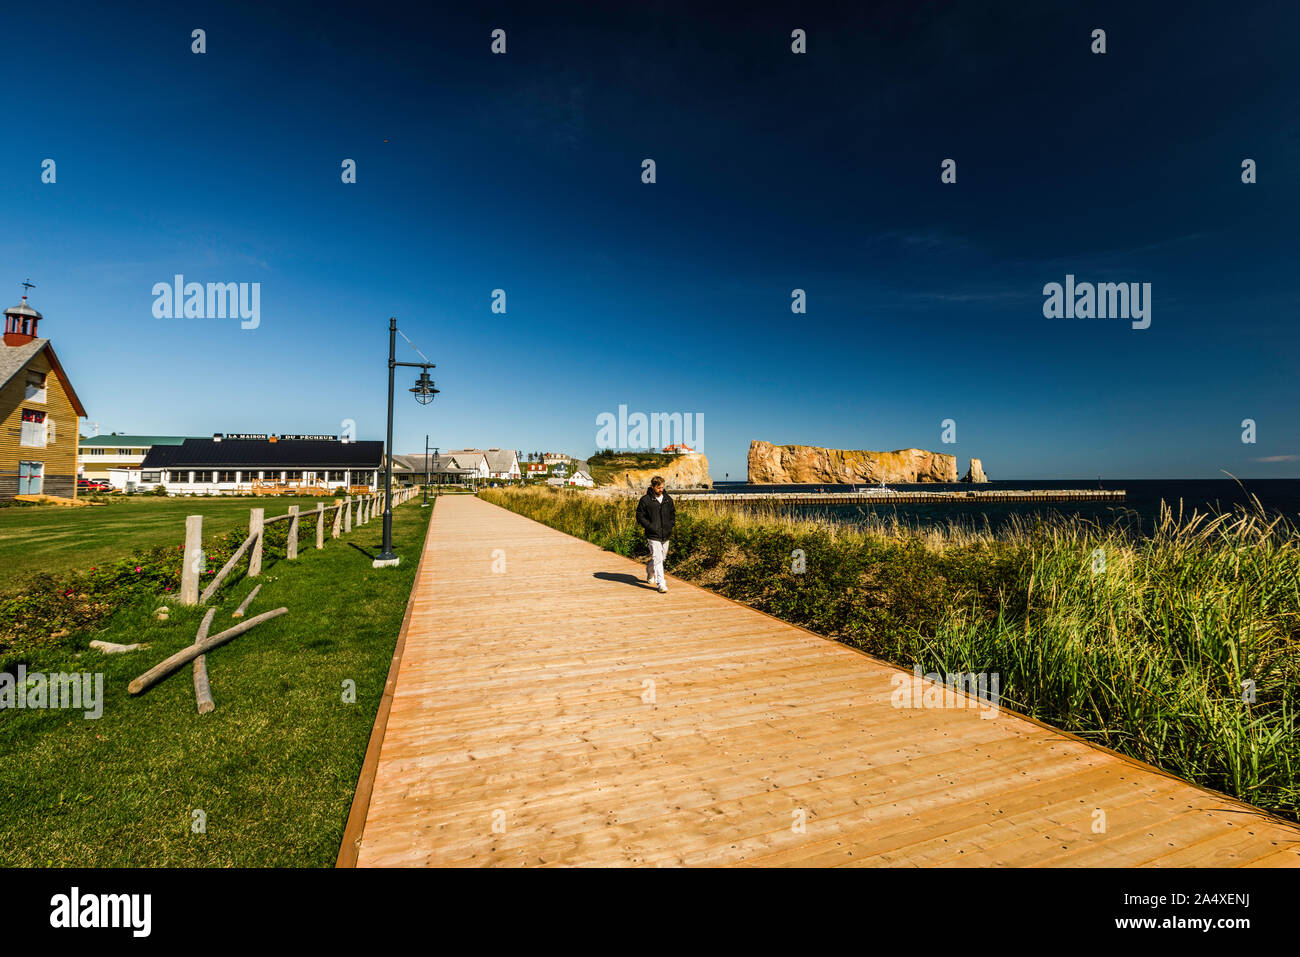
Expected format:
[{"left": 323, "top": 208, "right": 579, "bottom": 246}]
[{"left": 650, "top": 475, "right": 665, "bottom": 489}]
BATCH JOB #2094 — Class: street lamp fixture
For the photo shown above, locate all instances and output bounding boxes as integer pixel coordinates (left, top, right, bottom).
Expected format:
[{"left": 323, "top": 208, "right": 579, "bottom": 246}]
[
  {"left": 376, "top": 316, "right": 437, "bottom": 568},
  {"left": 410, "top": 370, "right": 439, "bottom": 405}
]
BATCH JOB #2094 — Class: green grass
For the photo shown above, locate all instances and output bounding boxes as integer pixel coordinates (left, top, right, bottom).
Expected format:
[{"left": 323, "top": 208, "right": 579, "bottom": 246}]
[
  {"left": 588, "top": 451, "right": 676, "bottom": 485},
  {"left": 481, "top": 486, "right": 1300, "bottom": 821},
  {"left": 0, "top": 495, "right": 335, "bottom": 589},
  {"left": 0, "top": 496, "right": 430, "bottom": 866}
]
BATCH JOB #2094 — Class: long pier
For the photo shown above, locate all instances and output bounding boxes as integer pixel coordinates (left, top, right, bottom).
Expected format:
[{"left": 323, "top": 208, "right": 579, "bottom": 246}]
[{"left": 671, "top": 489, "right": 1127, "bottom": 505}]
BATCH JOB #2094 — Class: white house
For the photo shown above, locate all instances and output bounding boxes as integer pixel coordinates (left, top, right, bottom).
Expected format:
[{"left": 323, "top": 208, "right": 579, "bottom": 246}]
[
  {"left": 566, "top": 469, "right": 594, "bottom": 488},
  {"left": 484, "top": 448, "right": 520, "bottom": 480},
  {"left": 446, "top": 447, "right": 519, "bottom": 481}
]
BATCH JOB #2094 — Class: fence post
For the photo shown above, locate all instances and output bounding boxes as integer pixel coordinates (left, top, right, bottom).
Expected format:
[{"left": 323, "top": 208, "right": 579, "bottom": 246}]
[
  {"left": 316, "top": 503, "right": 325, "bottom": 549},
  {"left": 332, "top": 502, "right": 342, "bottom": 539},
  {"left": 248, "top": 507, "right": 265, "bottom": 577},
  {"left": 180, "top": 514, "right": 202, "bottom": 606},
  {"left": 287, "top": 505, "right": 299, "bottom": 560},
  {"left": 344, "top": 497, "right": 352, "bottom": 533}
]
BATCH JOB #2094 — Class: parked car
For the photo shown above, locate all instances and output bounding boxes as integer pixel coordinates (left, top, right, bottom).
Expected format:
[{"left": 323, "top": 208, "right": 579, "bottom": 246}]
[{"left": 77, "top": 479, "right": 111, "bottom": 492}]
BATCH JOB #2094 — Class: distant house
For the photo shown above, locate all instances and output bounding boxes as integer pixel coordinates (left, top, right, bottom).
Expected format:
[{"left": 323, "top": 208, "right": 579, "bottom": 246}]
[
  {"left": 567, "top": 469, "right": 595, "bottom": 488},
  {"left": 484, "top": 448, "right": 521, "bottom": 480},
  {"left": 389, "top": 453, "right": 478, "bottom": 486},
  {"left": 442, "top": 449, "right": 492, "bottom": 482},
  {"left": 543, "top": 452, "right": 572, "bottom": 466},
  {"left": 524, "top": 462, "right": 548, "bottom": 477},
  {"left": 0, "top": 292, "right": 87, "bottom": 499},
  {"left": 663, "top": 443, "right": 694, "bottom": 454}
]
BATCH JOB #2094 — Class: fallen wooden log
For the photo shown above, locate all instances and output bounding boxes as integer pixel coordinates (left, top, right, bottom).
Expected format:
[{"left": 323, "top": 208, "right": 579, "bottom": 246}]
[
  {"left": 128, "top": 607, "right": 288, "bottom": 695},
  {"left": 90, "top": 640, "right": 149, "bottom": 654},
  {"left": 192, "top": 607, "right": 217, "bottom": 715},
  {"left": 231, "top": 583, "right": 262, "bottom": 619},
  {"left": 200, "top": 530, "right": 258, "bottom": 604}
]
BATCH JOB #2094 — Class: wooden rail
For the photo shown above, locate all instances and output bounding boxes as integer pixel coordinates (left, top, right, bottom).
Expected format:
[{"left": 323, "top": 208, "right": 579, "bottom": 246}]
[
  {"left": 673, "top": 489, "right": 1127, "bottom": 505},
  {"left": 178, "top": 485, "right": 421, "bottom": 606}
]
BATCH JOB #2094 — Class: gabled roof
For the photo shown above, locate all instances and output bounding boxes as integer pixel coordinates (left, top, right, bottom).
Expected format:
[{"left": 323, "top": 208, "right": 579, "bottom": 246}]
[
  {"left": 483, "top": 448, "right": 518, "bottom": 473},
  {"left": 0, "top": 339, "right": 88, "bottom": 417}
]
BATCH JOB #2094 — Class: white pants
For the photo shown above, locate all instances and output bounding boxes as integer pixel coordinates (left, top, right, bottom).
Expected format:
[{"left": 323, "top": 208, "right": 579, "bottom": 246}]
[{"left": 646, "top": 539, "right": 670, "bottom": 587}]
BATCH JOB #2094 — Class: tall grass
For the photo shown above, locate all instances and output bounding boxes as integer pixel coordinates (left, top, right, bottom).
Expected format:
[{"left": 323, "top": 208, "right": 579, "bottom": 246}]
[{"left": 480, "top": 486, "right": 1300, "bottom": 820}]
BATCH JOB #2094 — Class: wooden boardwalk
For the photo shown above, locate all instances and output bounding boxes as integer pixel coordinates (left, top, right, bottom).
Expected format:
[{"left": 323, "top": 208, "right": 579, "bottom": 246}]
[{"left": 343, "top": 494, "right": 1300, "bottom": 867}]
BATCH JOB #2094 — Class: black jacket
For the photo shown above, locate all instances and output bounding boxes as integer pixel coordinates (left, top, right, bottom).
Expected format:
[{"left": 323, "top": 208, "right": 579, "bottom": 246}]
[{"left": 636, "top": 490, "right": 676, "bottom": 542}]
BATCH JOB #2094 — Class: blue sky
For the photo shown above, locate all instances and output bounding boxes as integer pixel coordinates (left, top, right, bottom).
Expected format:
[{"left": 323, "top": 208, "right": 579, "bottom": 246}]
[{"left": 3, "top": 0, "right": 1298, "bottom": 478}]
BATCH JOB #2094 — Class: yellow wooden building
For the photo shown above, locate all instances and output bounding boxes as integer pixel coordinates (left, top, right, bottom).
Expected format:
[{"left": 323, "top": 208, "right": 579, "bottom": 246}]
[{"left": 0, "top": 293, "right": 87, "bottom": 499}]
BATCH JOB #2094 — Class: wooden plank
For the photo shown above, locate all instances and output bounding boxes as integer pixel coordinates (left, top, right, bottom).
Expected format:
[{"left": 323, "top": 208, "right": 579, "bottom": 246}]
[{"left": 349, "top": 494, "right": 1300, "bottom": 868}]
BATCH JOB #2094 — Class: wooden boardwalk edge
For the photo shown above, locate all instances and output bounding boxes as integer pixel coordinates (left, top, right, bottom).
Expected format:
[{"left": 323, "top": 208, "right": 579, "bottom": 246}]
[{"left": 335, "top": 501, "right": 437, "bottom": 868}]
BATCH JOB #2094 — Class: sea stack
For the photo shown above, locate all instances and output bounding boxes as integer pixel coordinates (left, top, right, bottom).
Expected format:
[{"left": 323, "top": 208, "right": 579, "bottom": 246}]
[
  {"left": 747, "top": 440, "right": 958, "bottom": 484},
  {"left": 962, "top": 458, "right": 989, "bottom": 483}
]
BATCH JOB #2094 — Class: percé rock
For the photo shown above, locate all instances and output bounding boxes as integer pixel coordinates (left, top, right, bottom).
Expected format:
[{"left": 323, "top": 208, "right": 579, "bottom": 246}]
[
  {"left": 962, "top": 458, "right": 989, "bottom": 483},
  {"left": 616, "top": 453, "right": 712, "bottom": 490},
  {"left": 747, "top": 440, "right": 958, "bottom": 484}
]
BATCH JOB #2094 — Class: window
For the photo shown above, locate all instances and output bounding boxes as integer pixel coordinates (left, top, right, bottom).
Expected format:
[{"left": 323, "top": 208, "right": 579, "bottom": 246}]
[
  {"left": 285, "top": 470, "right": 302, "bottom": 480},
  {"left": 20, "top": 410, "right": 46, "bottom": 447},
  {"left": 217, "top": 471, "right": 237, "bottom": 483},
  {"left": 25, "top": 370, "right": 47, "bottom": 403},
  {"left": 82, "top": 447, "right": 106, "bottom": 456},
  {"left": 142, "top": 472, "right": 160, "bottom": 483}
]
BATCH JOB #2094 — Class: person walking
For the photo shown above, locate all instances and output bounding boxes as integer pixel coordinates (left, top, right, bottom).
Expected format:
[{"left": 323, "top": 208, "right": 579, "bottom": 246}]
[{"left": 636, "top": 475, "right": 675, "bottom": 593}]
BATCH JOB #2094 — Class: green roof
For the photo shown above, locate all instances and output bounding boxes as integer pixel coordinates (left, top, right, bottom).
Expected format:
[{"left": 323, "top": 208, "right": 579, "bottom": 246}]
[{"left": 78, "top": 435, "right": 193, "bottom": 447}]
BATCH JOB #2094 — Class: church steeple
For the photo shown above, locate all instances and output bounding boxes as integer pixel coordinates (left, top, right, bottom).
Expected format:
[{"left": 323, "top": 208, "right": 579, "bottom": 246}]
[{"left": 4, "top": 280, "right": 42, "bottom": 346}]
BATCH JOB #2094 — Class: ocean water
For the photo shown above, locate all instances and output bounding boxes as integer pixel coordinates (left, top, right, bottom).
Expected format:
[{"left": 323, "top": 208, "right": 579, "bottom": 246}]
[{"left": 704, "top": 479, "right": 1300, "bottom": 535}]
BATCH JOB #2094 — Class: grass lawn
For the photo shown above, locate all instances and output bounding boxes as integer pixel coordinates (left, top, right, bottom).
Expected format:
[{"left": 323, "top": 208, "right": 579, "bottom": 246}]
[
  {"left": 0, "top": 495, "right": 340, "bottom": 590},
  {"left": 0, "top": 495, "right": 431, "bottom": 866}
]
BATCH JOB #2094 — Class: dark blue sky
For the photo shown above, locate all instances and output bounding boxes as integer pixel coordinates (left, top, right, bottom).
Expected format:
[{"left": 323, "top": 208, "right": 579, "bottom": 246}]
[{"left": 4, "top": 0, "right": 1298, "bottom": 478}]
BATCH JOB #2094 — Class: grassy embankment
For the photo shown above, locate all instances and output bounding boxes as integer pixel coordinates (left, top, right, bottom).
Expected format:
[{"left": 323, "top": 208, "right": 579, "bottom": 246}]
[
  {"left": 0, "top": 494, "right": 332, "bottom": 588},
  {"left": 480, "top": 486, "right": 1300, "bottom": 822},
  {"left": 0, "top": 494, "right": 430, "bottom": 866},
  {"left": 588, "top": 451, "right": 677, "bottom": 485}
]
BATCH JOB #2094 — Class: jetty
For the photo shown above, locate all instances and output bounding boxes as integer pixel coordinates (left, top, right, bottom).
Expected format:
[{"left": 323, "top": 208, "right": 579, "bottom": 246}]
[
  {"left": 339, "top": 494, "right": 1299, "bottom": 867},
  {"left": 671, "top": 488, "right": 1127, "bottom": 505}
]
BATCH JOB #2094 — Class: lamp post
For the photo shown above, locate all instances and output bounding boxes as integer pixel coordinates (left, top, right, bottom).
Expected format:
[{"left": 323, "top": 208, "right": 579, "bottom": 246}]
[{"left": 376, "top": 316, "right": 438, "bottom": 567}]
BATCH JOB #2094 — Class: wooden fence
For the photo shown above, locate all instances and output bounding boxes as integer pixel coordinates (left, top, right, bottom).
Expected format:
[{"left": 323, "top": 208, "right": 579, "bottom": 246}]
[{"left": 178, "top": 485, "right": 421, "bottom": 605}]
